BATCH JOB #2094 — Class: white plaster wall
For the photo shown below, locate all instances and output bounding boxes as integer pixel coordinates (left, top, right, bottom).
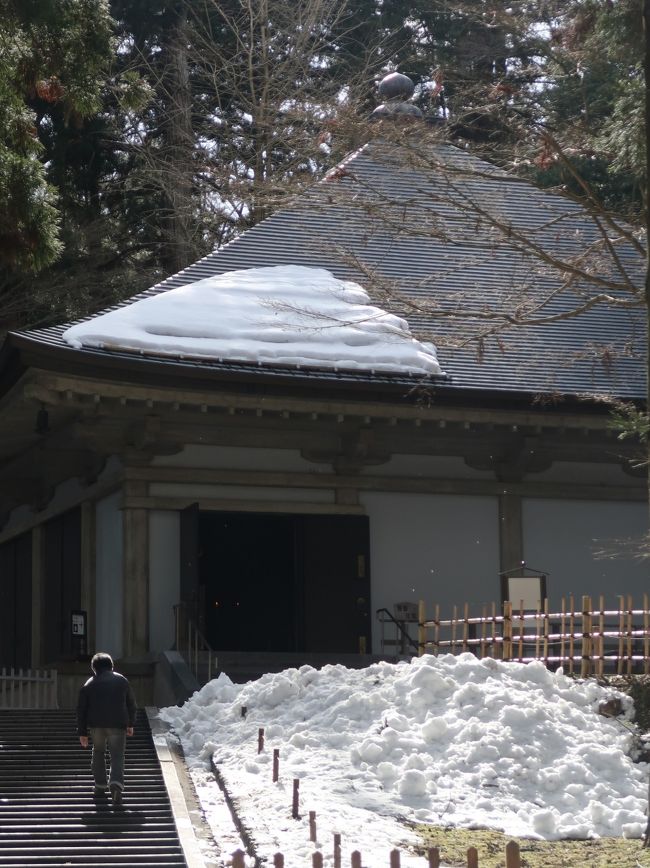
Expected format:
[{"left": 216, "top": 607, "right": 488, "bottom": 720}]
[
  {"left": 148, "top": 482, "right": 334, "bottom": 503},
  {"left": 360, "top": 454, "right": 494, "bottom": 479},
  {"left": 360, "top": 492, "right": 500, "bottom": 654},
  {"left": 522, "top": 498, "right": 649, "bottom": 609},
  {"left": 95, "top": 490, "right": 124, "bottom": 658},
  {"left": 152, "top": 444, "right": 332, "bottom": 473},
  {"left": 149, "top": 510, "right": 180, "bottom": 652},
  {"left": 531, "top": 461, "right": 637, "bottom": 486}
]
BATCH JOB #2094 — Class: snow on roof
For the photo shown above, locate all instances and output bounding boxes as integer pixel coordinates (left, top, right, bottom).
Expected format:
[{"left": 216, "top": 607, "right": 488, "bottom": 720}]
[
  {"left": 62, "top": 265, "right": 442, "bottom": 377},
  {"left": 161, "top": 654, "right": 647, "bottom": 866}
]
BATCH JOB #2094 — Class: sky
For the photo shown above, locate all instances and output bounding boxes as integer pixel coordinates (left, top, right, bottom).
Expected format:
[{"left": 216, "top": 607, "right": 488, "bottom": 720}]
[
  {"left": 63, "top": 264, "right": 442, "bottom": 377},
  {"left": 160, "top": 653, "right": 649, "bottom": 868}
]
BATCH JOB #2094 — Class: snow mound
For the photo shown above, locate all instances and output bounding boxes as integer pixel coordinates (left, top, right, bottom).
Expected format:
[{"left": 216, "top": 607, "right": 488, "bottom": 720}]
[{"left": 161, "top": 654, "right": 647, "bottom": 865}]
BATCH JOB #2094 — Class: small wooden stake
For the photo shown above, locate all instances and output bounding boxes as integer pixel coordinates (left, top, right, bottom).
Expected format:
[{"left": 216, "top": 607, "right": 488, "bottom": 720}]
[
  {"left": 467, "top": 846, "right": 479, "bottom": 868},
  {"left": 333, "top": 833, "right": 342, "bottom": 868},
  {"left": 232, "top": 850, "right": 246, "bottom": 868},
  {"left": 312, "top": 853, "right": 323, "bottom": 868},
  {"left": 427, "top": 847, "right": 440, "bottom": 868},
  {"left": 273, "top": 854, "right": 284, "bottom": 867},
  {"left": 351, "top": 851, "right": 362, "bottom": 868},
  {"left": 390, "top": 849, "right": 400, "bottom": 867},
  {"left": 505, "top": 840, "right": 521, "bottom": 868},
  {"left": 273, "top": 748, "right": 279, "bottom": 782},
  {"left": 258, "top": 727, "right": 265, "bottom": 754},
  {"left": 309, "top": 810, "right": 317, "bottom": 841},
  {"left": 292, "top": 778, "right": 300, "bottom": 819}
]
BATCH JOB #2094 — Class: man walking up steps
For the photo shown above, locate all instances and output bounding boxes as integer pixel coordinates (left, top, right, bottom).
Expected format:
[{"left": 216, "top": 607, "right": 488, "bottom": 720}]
[{"left": 77, "top": 652, "right": 137, "bottom": 805}]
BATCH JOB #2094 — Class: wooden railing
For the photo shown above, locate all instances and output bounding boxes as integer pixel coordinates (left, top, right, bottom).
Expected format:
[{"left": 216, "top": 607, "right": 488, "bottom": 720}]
[
  {"left": 417, "top": 595, "right": 650, "bottom": 677},
  {"left": 173, "top": 603, "right": 218, "bottom": 684},
  {"left": 0, "top": 667, "right": 58, "bottom": 708}
]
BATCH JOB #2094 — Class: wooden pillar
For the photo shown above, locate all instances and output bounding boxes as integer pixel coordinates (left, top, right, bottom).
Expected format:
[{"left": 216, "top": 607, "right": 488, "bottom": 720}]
[
  {"left": 80, "top": 501, "right": 96, "bottom": 654},
  {"left": 122, "top": 480, "right": 149, "bottom": 657},
  {"left": 499, "top": 493, "right": 523, "bottom": 599},
  {"left": 31, "top": 526, "right": 43, "bottom": 667}
]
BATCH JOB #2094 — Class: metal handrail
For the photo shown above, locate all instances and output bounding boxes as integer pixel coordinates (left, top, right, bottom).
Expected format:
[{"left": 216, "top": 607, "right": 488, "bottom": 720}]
[
  {"left": 173, "top": 603, "right": 217, "bottom": 684},
  {"left": 376, "top": 607, "right": 419, "bottom": 654}
]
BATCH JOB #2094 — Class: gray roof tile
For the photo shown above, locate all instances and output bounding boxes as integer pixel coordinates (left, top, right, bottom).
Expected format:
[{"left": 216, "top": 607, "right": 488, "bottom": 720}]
[{"left": 12, "top": 138, "right": 646, "bottom": 401}]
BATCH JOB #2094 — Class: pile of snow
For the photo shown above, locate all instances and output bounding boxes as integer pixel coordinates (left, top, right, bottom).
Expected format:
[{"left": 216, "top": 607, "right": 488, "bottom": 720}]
[
  {"left": 63, "top": 265, "right": 442, "bottom": 376},
  {"left": 161, "top": 654, "right": 648, "bottom": 866}
]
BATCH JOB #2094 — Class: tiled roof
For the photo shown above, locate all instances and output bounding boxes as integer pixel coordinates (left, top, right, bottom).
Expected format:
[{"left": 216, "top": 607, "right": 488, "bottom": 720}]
[{"left": 10, "top": 137, "right": 646, "bottom": 401}]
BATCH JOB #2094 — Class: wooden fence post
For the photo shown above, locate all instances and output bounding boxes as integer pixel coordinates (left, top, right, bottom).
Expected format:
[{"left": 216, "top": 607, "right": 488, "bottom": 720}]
[
  {"left": 258, "top": 728, "right": 265, "bottom": 754},
  {"left": 351, "top": 850, "right": 362, "bottom": 868},
  {"left": 427, "top": 847, "right": 440, "bottom": 868},
  {"left": 292, "top": 778, "right": 300, "bottom": 819},
  {"left": 390, "top": 849, "right": 400, "bottom": 867},
  {"left": 418, "top": 600, "right": 426, "bottom": 656},
  {"left": 312, "top": 853, "right": 323, "bottom": 868},
  {"left": 505, "top": 840, "right": 521, "bottom": 868},
  {"left": 274, "top": 853, "right": 284, "bottom": 867},
  {"left": 309, "top": 810, "right": 317, "bottom": 842},
  {"left": 503, "top": 601, "right": 513, "bottom": 661},
  {"left": 273, "top": 749, "right": 279, "bottom": 782},
  {"left": 467, "top": 846, "right": 479, "bottom": 868},
  {"left": 333, "top": 833, "right": 342, "bottom": 868},
  {"left": 581, "top": 595, "right": 592, "bottom": 678},
  {"left": 232, "top": 850, "right": 246, "bottom": 868}
]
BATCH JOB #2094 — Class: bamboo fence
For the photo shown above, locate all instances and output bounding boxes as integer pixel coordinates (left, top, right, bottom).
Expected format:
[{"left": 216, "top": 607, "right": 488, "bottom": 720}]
[
  {"left": 229, "top": 838, "right": 522, "bottom": 867},
  {"left": 417, "top": 595, "right": 650, "bottom": 677}
]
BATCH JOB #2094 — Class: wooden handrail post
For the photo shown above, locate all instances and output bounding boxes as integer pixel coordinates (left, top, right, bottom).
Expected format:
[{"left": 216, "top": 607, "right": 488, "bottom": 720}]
[{"left": 427, "top": 847, "right": 440, "bottom": 868}]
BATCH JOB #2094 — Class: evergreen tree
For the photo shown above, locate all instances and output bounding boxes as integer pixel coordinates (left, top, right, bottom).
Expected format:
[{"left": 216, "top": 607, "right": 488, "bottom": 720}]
[{"left": 0, "top": 0, "right": 113, "bottom": 276}]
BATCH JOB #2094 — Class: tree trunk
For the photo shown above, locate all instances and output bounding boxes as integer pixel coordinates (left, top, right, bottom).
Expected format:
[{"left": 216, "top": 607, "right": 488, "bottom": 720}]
[
  {"left": 161, "top": 9, "right": 196, "bottom": 274},
  {"left": 643, "top": 0, "right": 650, "bottom": 524}
]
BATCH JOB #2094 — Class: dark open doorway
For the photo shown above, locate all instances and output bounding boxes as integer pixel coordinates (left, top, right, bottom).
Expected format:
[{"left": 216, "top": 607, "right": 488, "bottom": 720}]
[
  {"left": 182, "top": 510, "right": 371, "bottom": 654},
  {"left": 200, "top": 512, "right": 297, "bottom": 652}
]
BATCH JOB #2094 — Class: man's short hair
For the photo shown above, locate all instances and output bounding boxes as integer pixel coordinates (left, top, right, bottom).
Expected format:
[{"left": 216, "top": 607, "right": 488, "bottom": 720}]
[{"left": 91, "top": 652, "right": 114, "bottom": 673}]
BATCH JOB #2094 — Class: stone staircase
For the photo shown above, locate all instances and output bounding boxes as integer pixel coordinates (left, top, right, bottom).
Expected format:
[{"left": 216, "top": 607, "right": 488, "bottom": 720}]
[{"left": 0, "top": 708, "right": 188, "bottom": 867}]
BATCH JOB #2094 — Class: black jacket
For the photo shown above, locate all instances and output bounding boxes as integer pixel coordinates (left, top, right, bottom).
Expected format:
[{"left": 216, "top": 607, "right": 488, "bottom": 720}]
[{"left": 77, "top": 670, "right": 137, "bottom": 735}]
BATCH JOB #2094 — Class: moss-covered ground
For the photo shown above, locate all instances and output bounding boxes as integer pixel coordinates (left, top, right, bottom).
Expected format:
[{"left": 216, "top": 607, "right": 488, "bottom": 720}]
[{"left": 408, "top": 823, "right": 650, "bottom": 867}]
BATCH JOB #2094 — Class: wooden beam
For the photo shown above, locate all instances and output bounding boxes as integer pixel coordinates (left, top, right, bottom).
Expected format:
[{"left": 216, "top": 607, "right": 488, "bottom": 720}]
[
  {"left": 122, "top": 480, "right": 149, "bottom": 657},
  {"left": 123, "top": 464, "right": 645, "bottom": 501},
  {"left": 123, "top": 496, "right": 365, "bottom": 515},
  {"left": 80, "top": 501, "right": 96, "bottom": 653},
  {"left": 31, "top": 371, "right": 616, "bottom": 431},
  {"left": 499, "top": 494, "right": 523, "bottom": 583},
  {"left": 31, "top": 527, "right": 43, "bottom": 667}
]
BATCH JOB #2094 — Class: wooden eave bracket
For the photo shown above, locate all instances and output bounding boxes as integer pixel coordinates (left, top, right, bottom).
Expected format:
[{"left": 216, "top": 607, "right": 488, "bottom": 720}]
[{"left": 23, "top": 372, "right": 616, "bottom": 434}]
